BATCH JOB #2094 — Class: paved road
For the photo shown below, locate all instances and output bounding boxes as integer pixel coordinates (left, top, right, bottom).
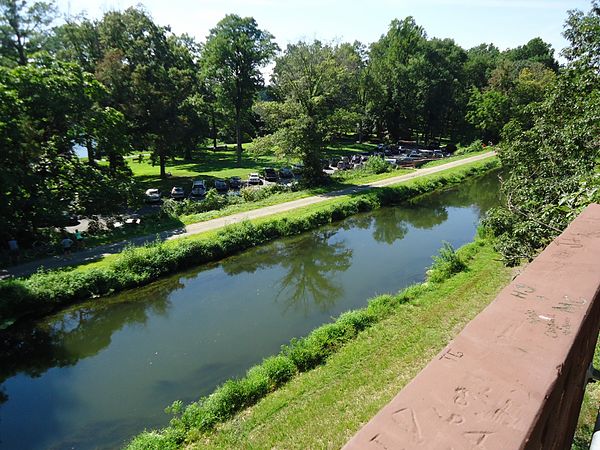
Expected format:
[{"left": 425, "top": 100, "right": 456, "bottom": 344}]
[{"left": 2, "top": 152, "right": 495, "bottom": 279}]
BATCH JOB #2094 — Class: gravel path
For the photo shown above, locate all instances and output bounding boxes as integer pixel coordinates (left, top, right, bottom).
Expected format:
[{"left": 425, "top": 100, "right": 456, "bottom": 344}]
[{"left": 2, "top": 152, "right": 496, "bottom": 279}]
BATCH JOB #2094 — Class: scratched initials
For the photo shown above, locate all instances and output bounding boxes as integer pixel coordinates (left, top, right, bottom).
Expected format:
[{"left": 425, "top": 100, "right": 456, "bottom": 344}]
[{"left": 511, "top": 283, "right": 535, "bottom": 299}]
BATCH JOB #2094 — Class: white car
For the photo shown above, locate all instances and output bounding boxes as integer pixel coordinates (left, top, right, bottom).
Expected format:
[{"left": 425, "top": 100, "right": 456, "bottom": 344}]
[
  {"left": 144, "top": 188, "right": 161, "bottom": 203},
  {"left": 248, "top": 173, "right": 261, "bottom": 185},
  {"left": 170, "top": 186, "right": 185, "bottom": 199}
]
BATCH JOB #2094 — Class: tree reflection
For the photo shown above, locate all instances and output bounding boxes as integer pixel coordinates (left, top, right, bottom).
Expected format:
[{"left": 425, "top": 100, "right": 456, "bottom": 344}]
[
  {"left": 429, "top": 170, "right": 501, "bottom": 215},
  {"left": 369, "top": 170, "right": 501, "bottom": 245},
  {"left": 222, "top": 230, "right": 353, "bottom": 315},
  {"left": 371, "top": 204, "right": 448, "bottom": 244},
  {"left": 0, "top": 277, "right": 182, "bottom": 405}
]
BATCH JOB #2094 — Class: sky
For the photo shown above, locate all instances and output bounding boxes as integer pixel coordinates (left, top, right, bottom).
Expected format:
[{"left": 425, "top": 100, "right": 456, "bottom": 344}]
[{"left": 55, "top": 0, "right": 592, "bottom": 59}]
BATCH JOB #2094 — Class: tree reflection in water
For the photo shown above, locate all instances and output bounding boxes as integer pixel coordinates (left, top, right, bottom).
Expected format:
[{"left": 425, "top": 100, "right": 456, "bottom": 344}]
[
  {"left": 222, "top": 230, "right": 353, "bottom": 315},
  {"left": 0, "top": 277, "right": 182, "bottom": 405},
  {"left": 370, "top": 170, "right": 500, "bottom": 244}
]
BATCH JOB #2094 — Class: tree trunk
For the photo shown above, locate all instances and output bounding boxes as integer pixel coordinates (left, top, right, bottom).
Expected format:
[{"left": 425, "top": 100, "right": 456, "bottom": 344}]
[
  {"left": 108, "top": 153, "right": 118, "bottom": 172},
  {"left": 358, "top": 120, "right": 363, "bottom": 144},
  {"left": 160, "top": 151, "right": 166, "bottom": 179},
  {"left": 184, "top": 147, "right": 192, "bottom": 161},
  {"left": 211, "top": 110, "right": 217, "bottom": 149},
  {"left": 15, "top": 32, "right": 27, "bottom": 66},
  {"left": 86, "top": 139, "right": 96, "bottom": 166},
  {"left": 235, "top": 106, "right": 242, "bottom": 165}
]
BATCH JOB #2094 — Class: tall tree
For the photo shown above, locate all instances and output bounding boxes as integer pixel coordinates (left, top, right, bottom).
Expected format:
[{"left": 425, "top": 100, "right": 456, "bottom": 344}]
[
  {"left": 504, "top": 37, "right": 559, "bottom": 72},
  {"left": 253, "top": 41, "right": 354, "bottom": 184},
  {"left": 0, "top": 0, "right": 56, "bottom": 66},
  {"left": 202, "top": 14, "right": 277, "bottom": 165},
  {"left": 368, "top": 17, "right": 427, "bottom": 140},
  {"left": 0, "top": 58, "right": 137, "bottom": 240}
]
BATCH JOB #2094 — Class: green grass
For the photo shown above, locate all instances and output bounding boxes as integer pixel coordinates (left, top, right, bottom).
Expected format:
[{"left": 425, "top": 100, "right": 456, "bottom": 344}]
[
  {"left": 126, "top": 143, "right": 378, "bottom": 194},
  {"left": 127, "top": 238, "right": 514, "bottom": 449},
  {"left": 572, "top": 338, "right": 600, "bottom": 449},
  {"left": 78, "top": 144, "right": 484, "bottom": 251}
]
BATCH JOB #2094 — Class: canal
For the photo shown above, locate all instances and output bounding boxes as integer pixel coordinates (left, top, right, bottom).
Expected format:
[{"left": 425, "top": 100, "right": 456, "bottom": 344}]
[{"left": 0, "top": 171, "right": 500, "bottom": 449}]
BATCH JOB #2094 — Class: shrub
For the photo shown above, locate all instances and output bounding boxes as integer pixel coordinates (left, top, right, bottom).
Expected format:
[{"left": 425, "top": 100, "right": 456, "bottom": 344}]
[
  {"left": 456, "top": 139, "right": 485, "bottom": 155},
  {"left": 427, "top": 241, "right": 467, "bottom": 283},
  {"left": 364, "top": 156, "right": 392, "bottom": 174}
]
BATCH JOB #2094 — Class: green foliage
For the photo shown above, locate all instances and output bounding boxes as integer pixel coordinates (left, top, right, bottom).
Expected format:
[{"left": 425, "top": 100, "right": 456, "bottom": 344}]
[
  {"left": 0, "top": 0, "right": 57, "bottom": 66},
  {"left": 427, "top": 241, "right": 467, "bottom": 283},
  {"left": 202, "top": 14, "right": 278, "bottom": 163},
  {"left": 364, "top": 156, "right": 392, "bottom": 174},
  {"left": 486, "top": 2, "right": 600, "bottom": 264},
  {"left": 456, "top": 140, "right": 485, "bottom": 155},
  {"left": 0, "top": 59, "right": 139, "bottom": 243},
  {"left": 255, "top": 40, "right": 364, "bottom": 184}
]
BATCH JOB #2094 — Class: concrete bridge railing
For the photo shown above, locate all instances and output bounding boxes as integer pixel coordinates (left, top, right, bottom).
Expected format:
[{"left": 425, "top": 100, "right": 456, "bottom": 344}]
[{"left": 344, "top": 203, "right": 600, "bottom": 450}]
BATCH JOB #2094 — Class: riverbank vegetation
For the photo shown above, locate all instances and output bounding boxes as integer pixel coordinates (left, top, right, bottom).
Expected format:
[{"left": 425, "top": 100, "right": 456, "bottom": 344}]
[
  {"left": 486, "top": 2, "right": 600, "bottom": 265},
  {"left": 126, "top": 234, "right": 512, "bottom": 449},
  {"left": 0, "top": 159, "right": 497, "bottom": 327}
]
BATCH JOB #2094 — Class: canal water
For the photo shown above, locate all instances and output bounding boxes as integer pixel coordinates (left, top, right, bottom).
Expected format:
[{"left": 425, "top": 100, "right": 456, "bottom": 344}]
[{"left": 0, "top": 171, "right": 500, "bottom": 449}]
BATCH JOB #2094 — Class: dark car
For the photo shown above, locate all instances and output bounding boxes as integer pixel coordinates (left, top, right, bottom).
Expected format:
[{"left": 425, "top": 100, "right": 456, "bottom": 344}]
[
  {"left": 229, "top": 176, "right": 242, "bottom": 190},
  {"left": 279, "top": 167, "right": 294, "bottom": 179},
  {"left": 262, "top": 167, "right": 279, "bottom": 182},
  {"left": 214, "top": 179, "right": 228, "bottom": 193},
  {"left": 189, "top": 180, "right": 206, "bottom": 199}
]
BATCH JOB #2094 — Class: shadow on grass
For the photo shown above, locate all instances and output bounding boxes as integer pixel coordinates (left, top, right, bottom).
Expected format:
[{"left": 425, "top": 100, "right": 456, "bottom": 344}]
[{"left": 3, "top": 216, "right": 187, "bottom": 278}]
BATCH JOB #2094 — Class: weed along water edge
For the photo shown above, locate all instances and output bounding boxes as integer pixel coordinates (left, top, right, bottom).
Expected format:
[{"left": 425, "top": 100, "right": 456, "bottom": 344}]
[{"left": 0, "top": 171, "right": 500, "bottom": 449}]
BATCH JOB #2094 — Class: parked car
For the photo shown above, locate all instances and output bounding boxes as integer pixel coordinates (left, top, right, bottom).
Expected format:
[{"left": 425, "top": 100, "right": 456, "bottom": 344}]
[
  {"left": 248, "top": 173, "right": 262, "bottom": 185},
  {"left": 433, "top": 150, "right": 444, "bottom": 158},
  {"left": 145, "top": 188, "right": 161, "bottom": 203},
  {"left": 262, "top": 167, "right": 279, "bottom": 182},
  {"left": 189, "top": 180, "right": 206, "bottom": 199},
  {"left": 170, "top": 186, "right": 185, "bottom": 199},
  {"left": 214, "top": 179, "right": 228, "bottom": 193},
  {"left": 229, "top": 176, "right": 242, "bottom": 190},
  {"left": 279, "top": 167, "right": 294, "bottom": 179},
  {"left": 337, "top": 160, "right": 351, "bottom": 170}
]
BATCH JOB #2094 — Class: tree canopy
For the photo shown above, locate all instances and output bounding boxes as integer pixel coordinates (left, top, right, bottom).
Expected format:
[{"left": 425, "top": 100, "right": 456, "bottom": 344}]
[{"left": 202, "top": 14, "right": 278, "bottom": 164}]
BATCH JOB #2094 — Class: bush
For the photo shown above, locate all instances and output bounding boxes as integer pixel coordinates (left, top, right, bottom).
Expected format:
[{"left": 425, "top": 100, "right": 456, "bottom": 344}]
[
  {"left": 364, "top": 156, "right": 392, "bottom": 174},
  {"left": 456, "top": 139, "right": 485, "bottom": 155},
  {"left": 240, "top": 184, "right": 293, "bottom": 202},
  {"left": 427, "top": 241, "right": 467, "bottom": 283}
]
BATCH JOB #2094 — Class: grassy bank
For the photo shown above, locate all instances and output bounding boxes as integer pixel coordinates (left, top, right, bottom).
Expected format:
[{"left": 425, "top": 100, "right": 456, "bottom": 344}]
[
  {"left": 0, "top": 158, "right": 498, "bottom": 326},
  {"left": 126, "top": 235, "right": 513, "bottom": 449}
]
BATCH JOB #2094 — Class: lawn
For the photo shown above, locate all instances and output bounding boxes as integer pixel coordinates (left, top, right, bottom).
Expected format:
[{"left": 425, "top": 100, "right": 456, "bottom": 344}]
[{"left": 127, "top": 142, "right": 378, "bottom": 194}]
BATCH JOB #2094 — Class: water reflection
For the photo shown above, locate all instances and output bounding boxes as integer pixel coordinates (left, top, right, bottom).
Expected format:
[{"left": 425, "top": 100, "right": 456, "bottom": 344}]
[
  {"left": 222, "top": 230, "right": 353, "bottom": 314},
  {"left": 0, "top": 278, "right": 181, "bottom": 404}
]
